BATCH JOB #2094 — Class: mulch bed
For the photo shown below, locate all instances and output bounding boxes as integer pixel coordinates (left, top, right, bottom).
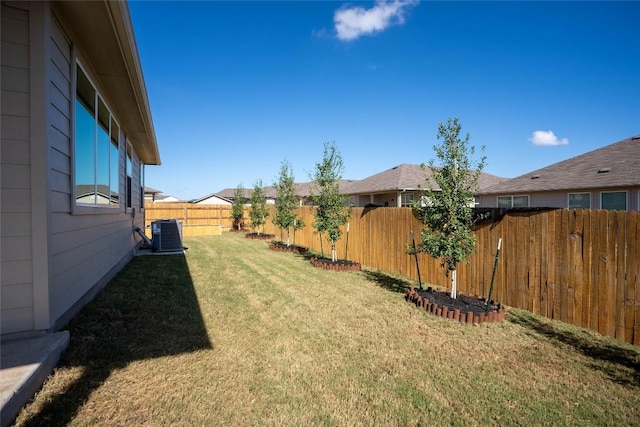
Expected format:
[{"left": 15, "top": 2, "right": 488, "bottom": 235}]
[
  {"left": 269, "top": 241, "right": 308, "bottom": 253},
  {"left": 245, "top": 232, "right": 275, "bottom": 240},
  {"left": 310, "top": 257, "right": 361, "bottom": 272},
  {"left": 406, "top": 287, "right": 505, "bottom": 324}
]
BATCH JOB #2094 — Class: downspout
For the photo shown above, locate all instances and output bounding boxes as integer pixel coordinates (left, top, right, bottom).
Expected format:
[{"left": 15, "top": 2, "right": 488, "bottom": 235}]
[{"left": 398, "top": 189, "right": 407, "bottom": 207}]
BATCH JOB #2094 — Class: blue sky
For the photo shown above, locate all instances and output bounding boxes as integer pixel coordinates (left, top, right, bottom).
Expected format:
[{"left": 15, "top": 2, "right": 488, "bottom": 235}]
[{"left": 128, "top": 1, "right": 640, "bottom": 201}]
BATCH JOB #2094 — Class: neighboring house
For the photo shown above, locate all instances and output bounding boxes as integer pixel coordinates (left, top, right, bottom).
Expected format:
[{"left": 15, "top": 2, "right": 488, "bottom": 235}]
[
  {"left": 344, "top": 164, "right": 506, "bottom": 208},
  {"left": 476, "top": 135, "right": 640, "bottom": 210},
  {"left": 214, "top": 180, "right": 357, "bottom": 206},
  {"left": 152, "top": 194, "right": 181, "bottom": 203},
  {"left": 191, "top": 193, "right": 233, "bottom": 205},
  {"left": 1, "top": 0, "right": 160, "bottom": 340},
  {"left": 211, "top": 165, "right": 507, "bottom": 209},
  {"left": 214, "top": 187, "right": 275, "bottom": 205},
  {"left": 143, "top": 186, "right": 181, "bottom": 203},
  {"left": 144, "top": 186, "right": 162, "bottom": 203}
]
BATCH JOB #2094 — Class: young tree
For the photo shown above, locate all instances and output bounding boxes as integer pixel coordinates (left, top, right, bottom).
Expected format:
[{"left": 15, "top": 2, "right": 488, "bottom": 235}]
[
  {"left": 249, "top": 179, "right": 269, "bottom": 235},
  {"left": 310, "top": 141, "right": 351, "bottom": 262},
  {"left": 231, "top": 184, "right": 245, "bottom": 231},
  {"left": 272, "top": 160, "right": 298, "bottom": 246},
  {"left": 413, "top": 117, "right": 486, "bottom": 298}
]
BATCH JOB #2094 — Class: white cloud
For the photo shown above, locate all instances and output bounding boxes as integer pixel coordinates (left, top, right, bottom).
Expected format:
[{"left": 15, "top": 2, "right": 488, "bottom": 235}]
[
  {"left": 529, "top": 130, "right": 569, "bottom": 146},
  {"left": 334, "top": 0, "right": 419, "bottom": 41}
]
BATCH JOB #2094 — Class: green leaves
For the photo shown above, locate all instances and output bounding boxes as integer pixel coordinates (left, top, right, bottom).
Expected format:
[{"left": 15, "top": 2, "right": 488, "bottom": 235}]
[
  {"left": 231, "top": 184, "right": 245, "bottom": 230},
  {"left": 273, "top": 160, "right": 300, "bottom": 245},
  {"left": 249, "top": 179, "right": 269, "bottom": 234},
  {"left": 413, "top": 117, "right": 486, "bottom": 273},
  {"left": 310, "top": 142, "right": 351, "bottom": 261}
]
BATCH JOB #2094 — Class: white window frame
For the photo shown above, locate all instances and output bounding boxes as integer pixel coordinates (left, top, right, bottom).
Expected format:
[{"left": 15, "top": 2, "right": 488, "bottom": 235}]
[
  {"left": 344, "top": 196, "right": 356, "bottom": 207},
  {"left": 72, "top": 62, "right": 122, "bottom": 214},
  {"left": 401, "top": 193, "right": 414, "bottom": 207},
  {"left": 568, "top": 192, "right": 591, "bottom": 209},
  {"left": 601, "top": 190, "right": 627, "bottom": 211},
  {"left": 497, "top": 195, "right": 529, "bottom": 208}
]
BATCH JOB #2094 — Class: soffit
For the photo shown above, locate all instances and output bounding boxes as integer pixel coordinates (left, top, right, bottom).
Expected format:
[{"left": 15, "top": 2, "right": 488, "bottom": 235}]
[{"left": 53, "top": 1, "right": 160, "bottom": 165}]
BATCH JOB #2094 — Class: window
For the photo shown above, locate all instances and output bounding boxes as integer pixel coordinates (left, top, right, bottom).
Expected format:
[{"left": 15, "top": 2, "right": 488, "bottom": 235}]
[
  {"left": 497, "top": 195, "right": 529, "bottom": 208},
  {"left": 569, "top": 193, "right": 590, "bottom": 209},
  {"left": 126, "top": 142, "right": 133, "bottom": 208},
  {"left": 401, "top": 193, "right": 414, "bottom": 207},
  {"left": 601, "top": 191, "right": 627, "bottom": 211},
  {"left": 344, "top": 196, "right": 356, "bottom": 207},
  {"left": 140, "top": 164, "right": 145, "bottom": 211},
  {"left": 75, "top": 65, "right": 119, "bottom": 207}
]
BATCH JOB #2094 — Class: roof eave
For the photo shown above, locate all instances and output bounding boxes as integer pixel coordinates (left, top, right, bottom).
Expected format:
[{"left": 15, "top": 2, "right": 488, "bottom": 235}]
[{"left": 54, "top": 1, "right": 160, "bottom": 165}]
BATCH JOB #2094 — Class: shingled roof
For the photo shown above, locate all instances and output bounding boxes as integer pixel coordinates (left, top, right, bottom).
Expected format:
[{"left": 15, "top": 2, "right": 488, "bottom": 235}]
[
  {"left": 479, "top": 135, "right": 640, "bottom": 195},
  {"left": 214, "top": 180, "right": 357, "bottom": 200},
  {"left": 345, "top": 163, "right": 506, "bottom": 194}
]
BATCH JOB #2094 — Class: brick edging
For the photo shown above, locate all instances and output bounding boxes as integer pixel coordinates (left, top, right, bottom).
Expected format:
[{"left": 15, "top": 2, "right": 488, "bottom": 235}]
[
  {"left": 245, "top": 233, "right": 275, "bottom": 240},
  {"left": 405, "top": 288, "right": 505, "bottom": 324},
  {"left": 269, "top": 243, "right": 308, "bottom": 253},
  {"left": 310, "top": 257, "right": 361, "bottom": 272}
]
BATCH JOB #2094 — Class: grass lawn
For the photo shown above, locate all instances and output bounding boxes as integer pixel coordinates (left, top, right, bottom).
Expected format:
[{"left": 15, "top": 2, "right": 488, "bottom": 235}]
[{"left": 14, "top": 232, "right": 640, "bottom": 426}]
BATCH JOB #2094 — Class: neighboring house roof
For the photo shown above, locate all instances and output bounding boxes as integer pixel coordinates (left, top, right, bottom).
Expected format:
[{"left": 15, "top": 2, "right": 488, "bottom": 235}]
[
  {"left": 479, "top": 135, "right": 640, "bottom": 195},
  {"left": 54, "top": 1, "right": 160, "bottom": 165},
  {"left": 293, "top": 180, "right": 357, "bottom": 197},
  {"left": 214, "top": 180, "right": 357, "bottom": 200},
  {"left": 345, "top": 163, "right": 506, "bottom": 195},
  {"left": 191, "top": 193, "right": 233, "bottom": 204},
  {"left": 144, "top": 186, "right": 162, "bottom": 195},
  {"left": 215, "top": 188, "right": 253, "bottom": 199},
  {"left": 153, "top": 194, "right": 181, "bottom": 202}
]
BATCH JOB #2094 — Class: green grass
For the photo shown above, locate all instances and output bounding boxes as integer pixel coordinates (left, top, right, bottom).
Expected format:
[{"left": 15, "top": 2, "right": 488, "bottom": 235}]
[{"left": 15, "top": 232, "right": 640, "bottom": 426}]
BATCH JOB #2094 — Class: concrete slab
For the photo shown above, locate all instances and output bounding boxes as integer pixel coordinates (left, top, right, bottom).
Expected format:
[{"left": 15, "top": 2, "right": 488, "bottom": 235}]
[
  {"left": 134, "top": 247, "right": 186, "bottom": 256},
  {"left": 0, "top": 331, "right": 69, "bottom": 427}
]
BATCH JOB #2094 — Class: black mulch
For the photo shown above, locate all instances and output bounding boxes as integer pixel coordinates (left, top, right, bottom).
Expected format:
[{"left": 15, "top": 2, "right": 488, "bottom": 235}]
[{"left": 416, "top": 288, "right": 501, "bottom": 316}]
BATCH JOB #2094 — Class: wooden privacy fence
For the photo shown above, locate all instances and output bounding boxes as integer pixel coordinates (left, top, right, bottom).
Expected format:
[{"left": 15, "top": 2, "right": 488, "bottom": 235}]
[
  {"left": 144, "top": 203, "right": 640, "bottom": 345},
  {"left": 144, "top": 203, "right": 237, "bottom": 237}
]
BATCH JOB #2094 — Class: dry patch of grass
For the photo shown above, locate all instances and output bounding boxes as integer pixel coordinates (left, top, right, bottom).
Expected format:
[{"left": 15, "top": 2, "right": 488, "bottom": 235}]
[{"left": 15, "top": 233, "right": 640, "bottom": 426}]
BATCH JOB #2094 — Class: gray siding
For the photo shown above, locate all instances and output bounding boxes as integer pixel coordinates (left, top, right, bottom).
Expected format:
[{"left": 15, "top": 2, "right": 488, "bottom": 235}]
[
  {"left": 2, "top": 3, "right": 152, "bottom": 335},
  {"left": 1, "top": 2, "right": 35, "bottom": 334},
  {"left": 477, "top": 187, "right": 640, "bottom": 210},
  {"left": 47, "top": 10, "right": 145, "bottom": 327}
]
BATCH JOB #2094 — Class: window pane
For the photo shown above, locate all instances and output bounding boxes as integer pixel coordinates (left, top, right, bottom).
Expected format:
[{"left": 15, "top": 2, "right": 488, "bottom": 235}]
[
  {"left": 96, "top": 100, "right": 110, "bottom": 206},
  {"left": 110, "top": 119, "right": 120, "bottom": 205},
  {"left": 76, "top": 66, "right": 95, "bottom": 113},
  {"left": 497, "top": 197, "right": 512, "bottom": 208},
  {"left": 126, "top": 143, "right": 132, "bottom": 176},
  {"left": 75, "top": 98, "right": 96, "bottom": 204},
  {"left": 602, "top": 192, "right": 626, "bottom": 210},
  {"left": 513, "top": 196, "right": 529, "bottom": 207},
  {"left": 569, "top": 193, "right": 590, "bottom": 209}
]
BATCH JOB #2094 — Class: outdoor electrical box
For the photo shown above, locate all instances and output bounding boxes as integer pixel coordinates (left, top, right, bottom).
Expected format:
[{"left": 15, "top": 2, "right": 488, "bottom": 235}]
[{"left": 151, "top": 219, "right": 183, "bottom": 252}]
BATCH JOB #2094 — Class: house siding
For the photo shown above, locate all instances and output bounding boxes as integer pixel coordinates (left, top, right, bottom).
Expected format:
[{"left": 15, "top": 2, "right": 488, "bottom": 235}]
[
  {"left": 477, "top": 187, "right": 640, "bottom": 210},
  {"left": 1, "top": 2, "right": 35, "bottom": 334},
  {"left": 1, "top": 2, "right": 150, "bottom": 335},
  {"left": 46, "top": 8, "right": 145, "bottom": 329}
]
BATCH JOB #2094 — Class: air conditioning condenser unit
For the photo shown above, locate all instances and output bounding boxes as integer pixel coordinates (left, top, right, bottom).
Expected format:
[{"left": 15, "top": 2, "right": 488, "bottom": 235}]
[{"left": 151, "top": 219, "right": 183, "bottom": 252}]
